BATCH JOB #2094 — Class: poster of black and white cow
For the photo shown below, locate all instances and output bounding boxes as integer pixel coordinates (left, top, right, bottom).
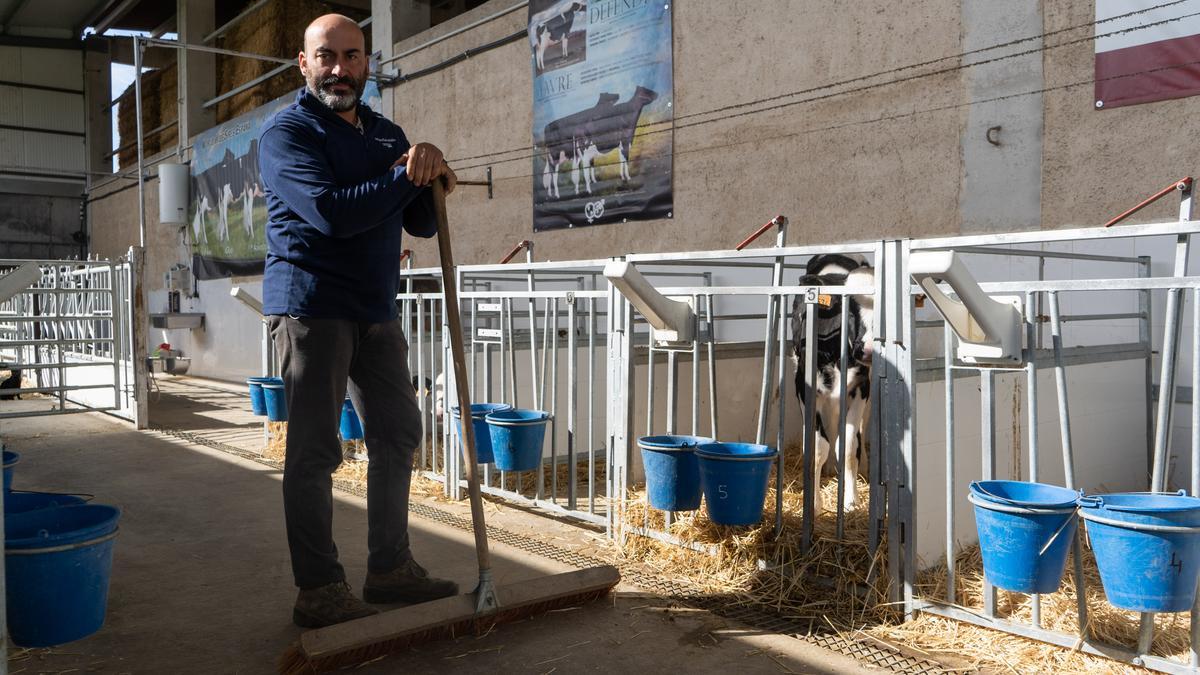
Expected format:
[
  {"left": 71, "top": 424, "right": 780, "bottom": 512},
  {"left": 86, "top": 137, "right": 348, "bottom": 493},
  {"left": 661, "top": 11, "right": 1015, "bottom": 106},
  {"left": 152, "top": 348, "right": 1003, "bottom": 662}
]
[
  {"left": 791, "top": 254, "right": 876, "bottom": 514},
  {"left": 528, "top": 0, "right": 588, "bottom": 74},
  {"left": 540, "top": 86, "right": 658, "bottom": 200}
]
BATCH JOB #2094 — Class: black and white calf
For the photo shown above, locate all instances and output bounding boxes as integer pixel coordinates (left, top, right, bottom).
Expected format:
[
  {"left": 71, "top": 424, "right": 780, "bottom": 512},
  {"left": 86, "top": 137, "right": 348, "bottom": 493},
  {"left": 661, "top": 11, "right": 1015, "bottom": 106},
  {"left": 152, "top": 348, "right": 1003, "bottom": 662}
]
[{"left": 791, "top": 254, "right": 875, "bottom": 513}]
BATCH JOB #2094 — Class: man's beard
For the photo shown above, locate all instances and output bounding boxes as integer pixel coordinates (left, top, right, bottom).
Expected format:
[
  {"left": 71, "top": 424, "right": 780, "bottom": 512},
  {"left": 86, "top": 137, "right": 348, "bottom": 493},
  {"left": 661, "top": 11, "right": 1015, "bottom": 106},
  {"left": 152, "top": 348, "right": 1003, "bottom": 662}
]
[{"left": 309, "top": 74, "right": 366, "bottom": 112}]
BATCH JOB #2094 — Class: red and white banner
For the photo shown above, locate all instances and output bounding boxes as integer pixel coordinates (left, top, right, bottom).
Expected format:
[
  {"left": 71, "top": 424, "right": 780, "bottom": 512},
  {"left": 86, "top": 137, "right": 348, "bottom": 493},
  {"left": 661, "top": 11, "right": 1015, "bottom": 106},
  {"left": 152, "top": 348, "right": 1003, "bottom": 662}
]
[{"left": 1095, "top": 0, "right": 1200, "bottom": 109}]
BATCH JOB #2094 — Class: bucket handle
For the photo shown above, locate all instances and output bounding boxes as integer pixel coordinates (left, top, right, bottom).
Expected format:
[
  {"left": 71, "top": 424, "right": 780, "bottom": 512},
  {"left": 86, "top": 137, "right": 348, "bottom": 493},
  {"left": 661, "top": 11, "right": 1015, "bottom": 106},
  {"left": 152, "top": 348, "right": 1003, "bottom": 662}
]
[
  {"left": 7, "top": 489, "right": 94, "bottom": 502},
  {"left": 1079, "top": 510, "right": 1200, "bottom": 533},
  {"left": 1077, "top": 490, "right": 1189, "bottom": 511},
  {"left": 970, "top": 481, "right": 1080, "bottom": 508},
  {"left": 1038, "top": 511, "right": 1079, "bottom": 556}
]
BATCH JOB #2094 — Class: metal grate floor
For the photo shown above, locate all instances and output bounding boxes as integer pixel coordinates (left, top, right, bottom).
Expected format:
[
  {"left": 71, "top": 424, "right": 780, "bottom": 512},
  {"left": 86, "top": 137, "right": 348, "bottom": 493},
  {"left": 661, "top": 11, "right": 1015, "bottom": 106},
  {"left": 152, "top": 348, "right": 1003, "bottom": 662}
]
[{"left": 153, "top": 426, "right": 952, "bottom": 674}]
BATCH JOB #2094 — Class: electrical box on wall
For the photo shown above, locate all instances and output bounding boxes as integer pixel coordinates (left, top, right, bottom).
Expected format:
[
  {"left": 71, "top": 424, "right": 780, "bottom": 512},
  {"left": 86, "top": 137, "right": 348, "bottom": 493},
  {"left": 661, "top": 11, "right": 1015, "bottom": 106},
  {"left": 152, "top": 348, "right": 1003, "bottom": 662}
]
[
  {"left": 158, "top": 163, "right": 189, "bottom": 225},
  {"left": 165, "top": 263, "right": 192, "bottom": 297}
]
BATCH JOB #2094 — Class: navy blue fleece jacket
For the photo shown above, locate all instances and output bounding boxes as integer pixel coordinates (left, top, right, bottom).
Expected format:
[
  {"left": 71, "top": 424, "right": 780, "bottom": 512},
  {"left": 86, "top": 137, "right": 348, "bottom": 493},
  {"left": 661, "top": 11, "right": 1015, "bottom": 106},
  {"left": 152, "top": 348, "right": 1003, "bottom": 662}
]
[{"left": 258, "top": 89, "right": 436, "bottom": 321}]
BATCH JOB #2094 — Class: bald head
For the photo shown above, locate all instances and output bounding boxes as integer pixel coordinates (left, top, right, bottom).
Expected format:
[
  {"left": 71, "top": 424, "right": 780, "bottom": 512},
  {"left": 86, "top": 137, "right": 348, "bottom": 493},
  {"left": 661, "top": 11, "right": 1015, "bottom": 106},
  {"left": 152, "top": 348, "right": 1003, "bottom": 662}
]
[
  {"left": 298, "top": 14, "right": 368, "bottom": 114},
  {"left": 303, "top": 14, "right": 363, "bottom": 54}
]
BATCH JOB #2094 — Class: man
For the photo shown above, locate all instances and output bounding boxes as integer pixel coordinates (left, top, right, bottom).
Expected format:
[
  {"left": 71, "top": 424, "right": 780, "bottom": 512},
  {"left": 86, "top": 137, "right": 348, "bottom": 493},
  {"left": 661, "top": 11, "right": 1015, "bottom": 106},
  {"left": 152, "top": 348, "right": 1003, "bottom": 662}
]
[{"left": 258, "top": 14, "right": 459, "bottom": 629}]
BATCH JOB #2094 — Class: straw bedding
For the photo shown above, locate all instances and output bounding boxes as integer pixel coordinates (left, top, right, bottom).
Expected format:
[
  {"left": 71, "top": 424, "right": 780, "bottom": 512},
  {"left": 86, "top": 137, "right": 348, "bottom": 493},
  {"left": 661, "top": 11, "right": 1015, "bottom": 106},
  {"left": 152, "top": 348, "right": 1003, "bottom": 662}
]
[{"left": 262, "top": 426, "right": 1181, "bottom": 672}]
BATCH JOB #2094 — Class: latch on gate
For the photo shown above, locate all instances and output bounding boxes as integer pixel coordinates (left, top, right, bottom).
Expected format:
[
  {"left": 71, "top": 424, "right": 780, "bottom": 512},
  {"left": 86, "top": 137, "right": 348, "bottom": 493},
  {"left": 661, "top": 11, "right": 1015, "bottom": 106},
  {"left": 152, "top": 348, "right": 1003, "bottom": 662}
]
[
  {"left": 604, "top": 261, "right": 695, "bottom": 345},
  {"left": 909, "top": 251, "right": 1023, "bottom": 365}
]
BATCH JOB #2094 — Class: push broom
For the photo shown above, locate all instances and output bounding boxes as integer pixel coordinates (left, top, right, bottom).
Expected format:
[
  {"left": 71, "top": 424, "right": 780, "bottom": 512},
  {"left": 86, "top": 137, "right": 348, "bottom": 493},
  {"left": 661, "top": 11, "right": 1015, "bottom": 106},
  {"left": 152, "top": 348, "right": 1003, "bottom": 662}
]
[{"left": 278, "top": 177, "right": 621, "bottom": 674}]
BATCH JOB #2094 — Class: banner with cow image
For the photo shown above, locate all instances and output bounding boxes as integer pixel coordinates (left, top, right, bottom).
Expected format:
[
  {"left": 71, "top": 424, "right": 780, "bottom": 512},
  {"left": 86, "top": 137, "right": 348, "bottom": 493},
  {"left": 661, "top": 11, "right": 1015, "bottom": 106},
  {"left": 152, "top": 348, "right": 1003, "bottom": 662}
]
[
  {"left": 529, "top": 0, "right": 674, "bottom": 231},
  {"left": 189, "top": 81, "right": 382, "bottom": 280}
]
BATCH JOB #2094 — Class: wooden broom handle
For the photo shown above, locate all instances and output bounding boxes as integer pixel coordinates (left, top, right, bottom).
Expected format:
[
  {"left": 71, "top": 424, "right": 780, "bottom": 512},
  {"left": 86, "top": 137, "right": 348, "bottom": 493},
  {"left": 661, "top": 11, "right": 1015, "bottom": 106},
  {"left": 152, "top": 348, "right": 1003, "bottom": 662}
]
[{"left": 431, "top": 178, "right": 491, "bottom": 573}]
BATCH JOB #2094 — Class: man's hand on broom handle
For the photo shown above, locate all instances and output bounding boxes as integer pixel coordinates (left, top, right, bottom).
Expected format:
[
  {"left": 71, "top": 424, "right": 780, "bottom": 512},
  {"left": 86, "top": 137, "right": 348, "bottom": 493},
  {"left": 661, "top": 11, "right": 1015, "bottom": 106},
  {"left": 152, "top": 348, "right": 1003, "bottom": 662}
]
[{"left": 393, "top": 142, "right": 457, "bottom": 194}]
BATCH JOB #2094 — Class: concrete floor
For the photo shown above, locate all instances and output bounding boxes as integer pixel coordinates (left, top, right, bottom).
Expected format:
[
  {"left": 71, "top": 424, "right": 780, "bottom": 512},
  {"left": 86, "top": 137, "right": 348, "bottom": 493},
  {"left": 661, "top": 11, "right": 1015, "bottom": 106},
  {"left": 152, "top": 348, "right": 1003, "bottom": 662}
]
[{"left": 1, "top": 385, "right": 877, "bottom": 674}]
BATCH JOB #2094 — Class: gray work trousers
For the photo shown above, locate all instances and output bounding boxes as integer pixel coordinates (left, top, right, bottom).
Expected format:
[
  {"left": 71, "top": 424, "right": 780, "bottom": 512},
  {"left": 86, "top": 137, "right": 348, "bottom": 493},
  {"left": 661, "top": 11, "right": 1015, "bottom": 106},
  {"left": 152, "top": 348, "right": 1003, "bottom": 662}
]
[{"left": 268, "top": 315, "right": 423, "bottom": 589}]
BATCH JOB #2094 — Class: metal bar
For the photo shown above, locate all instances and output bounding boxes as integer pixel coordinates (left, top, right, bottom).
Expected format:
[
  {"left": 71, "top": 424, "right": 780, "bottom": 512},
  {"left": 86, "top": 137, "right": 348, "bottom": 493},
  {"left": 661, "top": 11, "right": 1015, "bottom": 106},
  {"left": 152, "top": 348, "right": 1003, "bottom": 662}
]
[
  {"left": 527, "top": 250, "right": 540, "bottom": 410},
  {"left": 755, "top": 223, "right": 788, "bottom": 444},
  {"left": 380, "top": 0, "right": 529, "bottom": 66},
  {"left": 1048, "top": 292, "right": 1089, "bottom": 638},
  {"left": 706, "top": 295, "right": 719, "bottom": 439},
  {"left": 944, "top": 323, "right": 956, "bottom": 603},
  {"left": 899, "top": 239, "right": 917, "bottom": 619},
  {"left": 0, "top": 361, "right": 117, "bottom": 370},
  {"left": 203, "top": 0, "right": 270, "bottom": 43},
  {"left": 692, "top": 293, "right": 700, "bottom": 437},
  {"left": 775, "top": 292, "right": 787, "bottom": 536},
  {"left": 0, "top": 406, "right": 118, "bottom": 420},
  {"left": 53, "top": 266, "right": 64, "bottom": 411},
  {"left": 2, "top": 383, "right": 120, "bottom": 396},
  {"left": 133, "top": 36, "right": 145, "bottom": 249},
  {"left": 417, "top": 294, "right": 426, "bottom": 471},
  {"left": 1142, "top": 258, "right": 1155, "bottom": 480},
  {"left": 499, "top": 298, "right": 509, "bottom": 414},
  {"left": 0, "top": 339, "right": 114, "bottom": 347},
  {"left": 915, "top": 602, "right": 1198, "bottom": 675},
  {"left": 568, "top": 295, "right": 577, "bottom": 510},
  {"left": 949, "top": 245, "right": 1147, "bottom": 265},
  {"left": 912, "top": 218, "right": 1200, "bottom": 250},
  {"left": 1025, "top": 291, "right": 1041, "bottom": 629},
  {"left": 646, "top": 341, "right": 655, "bottom": 436},
  {"left": 982, "top": 369, "right": 996, "bottom": 618},
  {"left": 1105, "top": 177, "right": 1193, "bottom": 228},
  {"left": 931, "top": 276, "right": 1200, "bottom": 294},
  {"left": 734, "top": 215, "right": 787, "bottom": 251},
  {"left": 666, "top": 350, "right": 677, "bottom": 434},
  {"left": 505, "top": 297, "right": 517, "bottom": 406},
  {"left": 1152, "top": 287, "right": 1184, "bottom": 491},
  {"left": 1192, "top": 287, "right": 1200, "bottom": 668},
  {"left": 550, "top": 299, "right": 559, "bottom": 503},
  {"left": 836, "top": 295, "right": 849, "bottom": 540},
  {"left": 588, "top": 295, "right": 596, "bottom": 514},
  {"left": 868, "top": 241, "right": 887, "bottom": 558},
  {"left": 801, "top": 302, "right": 817, "bottom": 553}
]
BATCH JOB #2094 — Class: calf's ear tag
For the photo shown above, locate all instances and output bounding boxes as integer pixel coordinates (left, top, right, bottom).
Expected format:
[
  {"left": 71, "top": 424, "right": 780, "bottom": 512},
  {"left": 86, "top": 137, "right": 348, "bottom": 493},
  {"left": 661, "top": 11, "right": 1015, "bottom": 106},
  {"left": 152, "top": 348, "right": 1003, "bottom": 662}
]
[{"left": 817, "top": 294, "right": 833, "bottom": 308}]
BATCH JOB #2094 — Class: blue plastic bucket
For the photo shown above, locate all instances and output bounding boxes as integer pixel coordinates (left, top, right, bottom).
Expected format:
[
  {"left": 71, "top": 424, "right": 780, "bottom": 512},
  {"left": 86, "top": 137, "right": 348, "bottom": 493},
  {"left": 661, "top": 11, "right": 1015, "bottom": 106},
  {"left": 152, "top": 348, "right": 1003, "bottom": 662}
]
[
  {"left": 695, "top": 443, "right": 778, "bottom": 526},
  {"left": 246, "top": 377, "right": 278, "bottom": 416},
  {"left": 1078, "top": 491, "right": 1200, "bottom": 612},
  {"left": 638, "top": 435, "right": 712, "bottom": 512},
  {"left": 262, "top": 382, "right": 287, "bottom": 422},
  {"left": 340, "top": 396, "right": 363, "bottom": 441},
  {"left": 968, "top": 480, "right": 1079, "bottom": 594},
  {"left": 485, "top": 409, "right": 549, "bottom": 472},
  {"left": 5, "top": 504, "right": 120, "bottom": 647},
  {"left": 453, "top": 403, "right": 512, "bottom": 464},
  {"left": 5, "top": 491, "right": 87, "bottom": 514},
  {"left": 3, "top": 449, "right": 18, "bottom": 493}
]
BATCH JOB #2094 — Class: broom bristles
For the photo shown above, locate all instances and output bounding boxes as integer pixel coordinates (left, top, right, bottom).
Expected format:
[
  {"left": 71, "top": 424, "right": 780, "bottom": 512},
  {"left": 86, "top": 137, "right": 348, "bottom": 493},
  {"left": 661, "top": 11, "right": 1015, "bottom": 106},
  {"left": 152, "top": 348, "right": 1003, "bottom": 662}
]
[{"left": 277, "top": 586, "right": 614, "bottom": 674}]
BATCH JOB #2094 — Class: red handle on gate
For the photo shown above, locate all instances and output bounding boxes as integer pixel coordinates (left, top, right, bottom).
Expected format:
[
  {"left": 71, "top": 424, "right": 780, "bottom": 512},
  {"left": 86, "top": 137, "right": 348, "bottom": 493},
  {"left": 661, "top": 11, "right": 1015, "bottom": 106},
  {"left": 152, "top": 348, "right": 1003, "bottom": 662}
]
[
  {"left": 498, "top": 240, "right": 532, "bottom": 264},
  {"left": 1105, "top": 177, "right": 1193, "bottom": 228},
  {"left": 735, "top": 216, "right": 788, "bottom": 250}
]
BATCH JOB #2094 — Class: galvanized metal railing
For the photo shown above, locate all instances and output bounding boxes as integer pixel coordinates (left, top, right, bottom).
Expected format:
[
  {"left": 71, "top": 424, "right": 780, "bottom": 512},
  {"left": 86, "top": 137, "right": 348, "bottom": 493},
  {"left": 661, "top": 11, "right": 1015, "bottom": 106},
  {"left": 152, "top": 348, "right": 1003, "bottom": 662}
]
[
  {"left": 0, "top": 257, "right": 136, "bottom": 421},
  {"left": 905, "top": 188, "right": 1200, "bottom": 672}
]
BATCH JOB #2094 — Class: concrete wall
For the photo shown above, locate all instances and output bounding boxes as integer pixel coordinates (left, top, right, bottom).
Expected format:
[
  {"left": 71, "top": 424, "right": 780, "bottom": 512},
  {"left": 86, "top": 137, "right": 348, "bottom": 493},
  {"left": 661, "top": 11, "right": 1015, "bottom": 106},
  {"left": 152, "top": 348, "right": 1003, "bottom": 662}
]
[{"left": 82, "top": 0, "right": 1200, "bottom": 385}]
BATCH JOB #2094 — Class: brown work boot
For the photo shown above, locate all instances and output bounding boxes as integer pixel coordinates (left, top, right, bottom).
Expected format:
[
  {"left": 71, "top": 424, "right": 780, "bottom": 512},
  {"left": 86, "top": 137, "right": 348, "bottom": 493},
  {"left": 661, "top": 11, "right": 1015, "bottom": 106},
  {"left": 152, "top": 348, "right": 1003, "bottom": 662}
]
[
  {"left": 292, "top": 581, "right": 379, "bottom": 628},
  {"left": 363, "top": 558, "right": 459, "bottom": 604}
]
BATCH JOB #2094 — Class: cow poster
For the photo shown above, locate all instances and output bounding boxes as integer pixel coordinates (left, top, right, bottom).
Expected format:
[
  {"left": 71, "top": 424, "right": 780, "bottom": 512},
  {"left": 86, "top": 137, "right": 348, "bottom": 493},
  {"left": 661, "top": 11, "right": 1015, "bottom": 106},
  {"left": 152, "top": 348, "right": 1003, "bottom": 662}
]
[
  {"left": 529, "top": 0, "right": 674, "bottom": 231},
  {"left": 188, "top": 81, "right": 382, "bottom": 280}
]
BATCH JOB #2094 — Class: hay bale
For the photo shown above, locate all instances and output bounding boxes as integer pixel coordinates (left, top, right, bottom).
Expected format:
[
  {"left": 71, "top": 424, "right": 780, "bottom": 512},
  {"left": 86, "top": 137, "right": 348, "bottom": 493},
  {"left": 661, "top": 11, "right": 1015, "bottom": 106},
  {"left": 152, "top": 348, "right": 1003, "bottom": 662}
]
[
  {"left": 115, "top": 67, "right": 174, "bottom": 169},
  {"left": 214, "top": 0, "right": 369, "bottom": 123}
]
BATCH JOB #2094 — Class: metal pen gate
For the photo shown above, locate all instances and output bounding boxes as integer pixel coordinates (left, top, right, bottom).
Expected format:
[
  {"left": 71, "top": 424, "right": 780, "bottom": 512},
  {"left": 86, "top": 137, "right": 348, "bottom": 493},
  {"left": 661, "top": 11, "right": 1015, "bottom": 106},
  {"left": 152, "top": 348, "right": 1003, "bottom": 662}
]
[
  {"left": 0, "top": 254, "right": 138, "bottom": 423},
  {"left": 900, "top": 192, "right": 1200, "bottom": 672},
  {"left": 390, "top": 209, "right": 1200, "bottom": 672}
]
